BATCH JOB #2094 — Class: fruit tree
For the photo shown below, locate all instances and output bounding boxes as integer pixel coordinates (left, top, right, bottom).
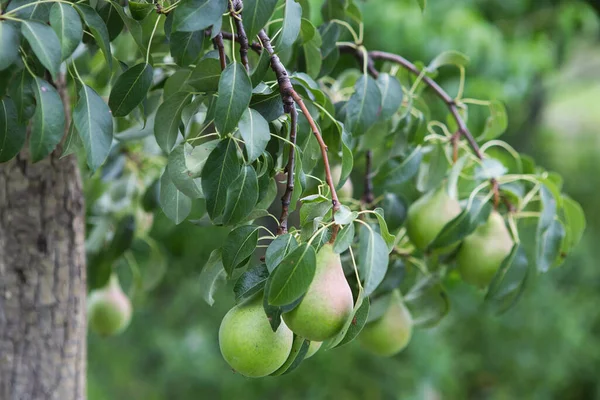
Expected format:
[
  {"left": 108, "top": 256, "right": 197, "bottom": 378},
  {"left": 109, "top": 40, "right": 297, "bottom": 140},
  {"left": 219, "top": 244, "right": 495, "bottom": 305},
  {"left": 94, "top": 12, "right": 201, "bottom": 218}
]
[{"left": 0, "top": 0, "right": 586, "bottom": 395}]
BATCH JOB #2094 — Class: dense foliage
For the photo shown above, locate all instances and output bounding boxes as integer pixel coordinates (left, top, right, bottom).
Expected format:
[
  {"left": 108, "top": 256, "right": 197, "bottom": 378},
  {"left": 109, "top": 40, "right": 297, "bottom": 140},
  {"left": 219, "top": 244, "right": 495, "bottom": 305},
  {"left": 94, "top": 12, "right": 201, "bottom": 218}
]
[{"left": 1, "top": 0, "right": 594, "bottom": 392}]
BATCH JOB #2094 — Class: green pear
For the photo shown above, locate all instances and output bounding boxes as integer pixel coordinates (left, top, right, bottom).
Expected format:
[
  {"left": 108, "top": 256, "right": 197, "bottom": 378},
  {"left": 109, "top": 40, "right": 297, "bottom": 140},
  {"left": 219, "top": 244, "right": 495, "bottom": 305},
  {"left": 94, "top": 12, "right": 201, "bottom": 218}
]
[
  {"left": 332, "top": 165, "right": 353, "bottom": 199},
  {"left": 283, "top": 244, "right": 354, "bottom": 341},
  {"left": 406, "top": 185, "right": 462, "bottom": 250},
  {"left": 304, "top": 341, "right": 322, "bottom": 359},
  {"left": 359, "top": 290, "right": 413, "bottom": 357},
  {"left": 457, "top": 210, "right": 514, "bottom": 288},
  {"left": 88, "top": 274, "right": 132, "bottom": 336},
  {"left": 219, "top": 295, "right": 293, "bottom": 378}
]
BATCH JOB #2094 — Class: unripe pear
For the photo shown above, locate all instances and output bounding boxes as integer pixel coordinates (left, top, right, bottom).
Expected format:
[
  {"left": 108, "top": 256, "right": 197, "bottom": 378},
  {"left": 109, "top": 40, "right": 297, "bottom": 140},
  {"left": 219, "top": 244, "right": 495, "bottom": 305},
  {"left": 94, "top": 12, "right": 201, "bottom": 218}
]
[
  {"left": 304, "top": 341, "right": 322, "bottom": 359},
  {"left": 219, "top": 296, "right": 293, "bottom": 377},
  {"left": 457, "top": 210, "right": 513, "bottom": 288},
  {"left": 332, "top": 165, "right": 353, "bottom": 199},
  {"left": 359, "top": 290, "right": 413, "bottom": 357},
  {"left": 406, "top": 185, "right": 462, "bottom": 250},
  {"left": 283, "top": 244, "right": 354, "bottom": 341},
  {"left": 88, "top": 274, "right": 132, "bottom": 336}
]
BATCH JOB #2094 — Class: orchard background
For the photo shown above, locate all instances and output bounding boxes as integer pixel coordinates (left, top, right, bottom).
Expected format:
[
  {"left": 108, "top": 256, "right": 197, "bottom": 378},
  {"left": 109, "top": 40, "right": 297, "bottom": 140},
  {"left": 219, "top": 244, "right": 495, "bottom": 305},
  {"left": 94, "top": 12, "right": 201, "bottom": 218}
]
[{"left": 0, "top": 0, "right": 599, "bottom": 398}]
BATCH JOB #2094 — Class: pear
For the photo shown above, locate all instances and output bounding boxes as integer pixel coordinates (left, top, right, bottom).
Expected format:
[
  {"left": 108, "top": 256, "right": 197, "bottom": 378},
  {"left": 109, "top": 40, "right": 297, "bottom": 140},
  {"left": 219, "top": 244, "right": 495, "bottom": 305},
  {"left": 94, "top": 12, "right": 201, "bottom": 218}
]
[
  {"left": 457, "top": 210, "right": 514, "bottom": 288},
  {"left": 304, "top": 341, "right": 322, "bottom": 359},
  {"left": 88, "top": 274, "right": 132, "bottom": 336},
  {"left": 283, "top": 244, "right": 354, "bottom": 341},
  {"left": 359, "top": 290, "right": 413, "bottom": 357},
  {"left": 219, "top": 295, "right": 293, "bottom": 377},
  {"left": 406, "top": 185, "right": 462, "bottom": 250},
  {"left": 332, "top": 165, "right": 353, "bottom": 199}
]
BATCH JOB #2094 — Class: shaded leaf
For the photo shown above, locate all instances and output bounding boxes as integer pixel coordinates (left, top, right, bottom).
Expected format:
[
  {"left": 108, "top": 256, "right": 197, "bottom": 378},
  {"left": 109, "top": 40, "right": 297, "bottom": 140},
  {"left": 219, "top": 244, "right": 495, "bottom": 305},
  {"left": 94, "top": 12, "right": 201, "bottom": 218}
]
[
  {"left": 265, "top": 234, "right": 299, "bottom": 272},
  {"left": 168, "top": 143, "right": 203, "bottom": 198},
  {"left": 345, "top": 75, "right": 381, "bottom": 136},
  {"left": 50, "top": 3, "right": 83, "bottom": 60},
  {"left": 242, "top": 0, "right": 278, "bottom": 40},
  {"left": 234, "top": 264, "right": 269, "bottom": 304},
  {"left": 159, "top": 166, "right": 192, "bottom": 224},
  {"left": 30, "top": 78, "right": 65, "bottom": 162},
  {"left": 173, "top": 0, "right": 226, "bottom": 32},
  {"left": 199, "top": 249, "right": 226, "bottom": 306},
  {"left": 238, "top": 108, "right": 270, "bottom": 163},
  {"left": 21, "top": 20, "right": 61, "bottom": 79},
  {"left": 376, "top": 73, "right": 403, "bottom": 120},
  {"left": 154, "top": 91, "right": 193, "bottom": 153},
  {"left": 267, "top": 244, "right": 317, "bottom": 306},
  {"left": 215, "top": 62, "right": 252, "bottom": 135},
  {"left": 358, "top": 226, "right": 389, "bottom": 296},
  {"left": 109, "top": 63, "right": 153, "bottom": 117},
  {"left": 0, "top": 98, "right": 25, "bottom": 163},
  {"left": 75, "top": 4, "right": 112, "bottom": 68},
  {"left": 222, "top": 225, "right": 260, "bottom": 275},
  {"left": 0, "top": 22, "right": 20, "bottom": 71}
]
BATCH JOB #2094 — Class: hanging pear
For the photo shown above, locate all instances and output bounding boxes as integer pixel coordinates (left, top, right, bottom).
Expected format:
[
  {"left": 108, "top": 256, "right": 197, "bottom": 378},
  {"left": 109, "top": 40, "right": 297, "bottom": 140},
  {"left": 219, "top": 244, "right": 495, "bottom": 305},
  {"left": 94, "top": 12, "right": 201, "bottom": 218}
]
[
  {"left": 457, "top": 210, "right": 514, "bottom": 288},
  {"left": 359, "top": 290, "right": 413, "bottom": 357},
  {"left": 406, "top": 184, "right": 462, "bottom": 250},
  {"left": 332, "top": 165, "right": 353, "bottom": 199},
  {"left": 88, "top": 274, "right": 132, "bottom": 336},
  {"left": 283, "top": 243, "right": 354, "bottom": 341},
  {"left": 219, "top": 295, "right": 294, "bottom": 378}
]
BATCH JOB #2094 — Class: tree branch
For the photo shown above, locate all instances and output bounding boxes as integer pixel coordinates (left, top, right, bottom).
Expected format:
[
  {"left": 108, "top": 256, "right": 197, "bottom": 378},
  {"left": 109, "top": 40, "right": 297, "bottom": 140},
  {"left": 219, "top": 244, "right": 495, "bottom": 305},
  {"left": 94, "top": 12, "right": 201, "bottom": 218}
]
[
  {"left": 229, "top": 0, "right": 250, "bottom": 72},
  {"left": 278, "top": 106, "right": 297, "bottom": 235},
  {"left": 257, "top": 29, "right": 341, "bottom": 238},
  {"left": 217, "top": 31, "right": 263, "bottom": 53},
  {"left": 212, "top": 33, "right": 227, "bottom": 70}
]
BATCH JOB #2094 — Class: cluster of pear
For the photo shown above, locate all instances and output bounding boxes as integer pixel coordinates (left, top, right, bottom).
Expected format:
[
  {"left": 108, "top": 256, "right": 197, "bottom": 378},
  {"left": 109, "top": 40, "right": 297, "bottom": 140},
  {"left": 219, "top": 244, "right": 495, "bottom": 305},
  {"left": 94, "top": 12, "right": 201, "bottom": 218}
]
[
  {"left": 406, "top": 185, "right": 514, "bottom": 288},
  {"left": 87, "top": 274, "right": 133, "bottom": 336},
  {"left": 219, "top": 244, "right": 414, "bottom": 377}
]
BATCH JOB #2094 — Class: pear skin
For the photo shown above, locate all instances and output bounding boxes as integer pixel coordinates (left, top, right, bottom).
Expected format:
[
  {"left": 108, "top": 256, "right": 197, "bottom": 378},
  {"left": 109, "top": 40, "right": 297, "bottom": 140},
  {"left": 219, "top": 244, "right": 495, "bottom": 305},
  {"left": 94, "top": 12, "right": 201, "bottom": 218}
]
[
  {"left": 359, "top": 290, "right": 413, "bottom": 357},
  {"left": 283, "top": 244, "right": 354, "bottom": 341},
  {"left": 457, "top": 210, "right": 514, "bottom": 288},
  {"left": 88, "top": 274, "right": 132, "bottom": 336},
  {"left": 406, "top": 185, "right": 462, "bottom": 250},
  {"left": 332, "top": 165, "right": 353, "bottom": 199},
  {"left": 304, "top": 341, "right": 322, "bottom": 359},
  {"left": 219, "top": 295, "right": 293, "bottom": 377}
]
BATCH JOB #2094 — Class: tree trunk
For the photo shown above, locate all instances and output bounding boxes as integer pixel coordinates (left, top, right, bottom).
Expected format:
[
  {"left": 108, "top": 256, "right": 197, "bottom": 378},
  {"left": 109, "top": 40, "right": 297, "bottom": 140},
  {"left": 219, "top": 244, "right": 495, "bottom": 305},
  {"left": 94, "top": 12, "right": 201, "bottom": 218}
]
[{"left": 0, "top": 149, "right": 86, "bottom": 400}]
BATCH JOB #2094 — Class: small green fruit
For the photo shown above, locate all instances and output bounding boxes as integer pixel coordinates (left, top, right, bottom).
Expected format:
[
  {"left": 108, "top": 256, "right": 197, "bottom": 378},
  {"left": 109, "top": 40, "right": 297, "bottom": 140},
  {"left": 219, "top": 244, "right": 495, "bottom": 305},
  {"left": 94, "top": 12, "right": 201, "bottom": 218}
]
[
  {"left": 304, "top": 341, "right": 322, "bottom": 359},
  {"left": 359, "top": 290, "right": 413, "bottom": 357},
  {"left": 88, "top": 274, "right": 132, "bottom": 336},
  {"left": 283, "top": 244, "right": 354, "bottom": 341},
  {"left": 406, "top": 185, "right": 462, "bottom": 250},
  {"left": 219, "top": 296, "right": 293, "bottom": 378},
  {"left": 457, "top": 210, "right": 513, "bottom": 288},
  {"left": 332, "top": 165, "right": 353, "bottom": 199}
]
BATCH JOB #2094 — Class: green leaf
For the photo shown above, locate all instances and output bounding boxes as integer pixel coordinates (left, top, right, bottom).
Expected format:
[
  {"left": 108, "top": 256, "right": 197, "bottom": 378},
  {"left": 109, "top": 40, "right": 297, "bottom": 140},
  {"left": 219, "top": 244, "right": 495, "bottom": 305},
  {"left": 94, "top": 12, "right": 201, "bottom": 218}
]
[
  {"left": 561, "top": 195, "right": 585, "bottom": 253},
  {"left": 333, "top": 223, "right": 354, "bottom": 254},
  {"left": 73, "top": 85, "right": 113, "bottom": 171},
  {"left": 61, "top": 123, "right": 83, "bottom": 158},
  {"left": 416, "top": 0, "right": 426, "bottom": 11},
  {"left": 249, "top": 91, "right": 284, "bottom": 121},
  {"left": 202, "top": 138, "right": 242, "bottom": 219},
  {"left": 30, "top": 78, "right": 65, "bottom": 163},
  {"left": 238, "top": 108, "right": 270, "bottom": 163},
  {"left": 302, "top": 41, "right": 322, "bottom": 79},
  {"left": 222, "top": 225, "right": 260, "bottom": 275},
  {"left": 380, "top": 193, "right": 406, "bottom": 232},
  {"left": 372, "top": 208, "right": 396, "bottom": 251},
  {"left": 267, "top": 244, "right": 317, "bottom": 306},
  {"left": 21, "top": 20, "right": 61, "bottom": 79},
  {"left": 105, "top": 214, "right": 135, "bottom": 262},
  {"left": 8, "top": 71, "right": 34, "bottom": 123},
  {"left": 478, "top": 100, "right": 508, "bottom": 141},
  {"left": 475, "top": 158, "right": 507, "bottom": 180},
  {"left": 427, "top": 50, "right": 469, "bottom": 71},
  {"left": 278, "top": 0, "right": 302, "bottom": 49},
  {"left": 0, "top": 22, "right": 20, "bottom": 71},
  {"left": 485, "top": 244, "right": 529, "bottom": 313},
  {"left": 188, "top": 57, "right": 222, "bottom": 92},
  {"left": 106, "top": 2, "right": 145, "bottom": 53},
  {"left": 154, "top": 91, "right": 193, "bottom": 153},
  {"left": 358, "top": 226, "right": 389, "bottom": 296},
  {"left": 75, "top": 4, "right": 113, "bottom": 68},
  {"left": 186, "top": 139, "right": 219, "bottom": 177},
  {"left": 167, "top": 143, "right": 203, "bottom": 198},
  {"left": 6, "top": 0, "right": 51, "bottom": 20},
  {"left": 272, "top": 336, "right": 309, "bottom": 376},
  {"left": 375, "top": 146, "right": 423, "bottom": 188},
  {"left": 109, "top": 63, "right": 153, "bottom": 117},
  {"left": 49, "top": 3, "right": 83, "bottom": 61},
  {"left": 171, "top": 30, "right": 205, "bottom": 67},
  {"left": 404, "top": 276, "right": 449, "bottom": 327},
  {"left": 334, "top": 205, "right": 357, "bottom": 225},
  {"left": 215, "top": 63, "right": 252, "bottom": 135},
  {"left": 251, "top": 50, "right": 270, "bottom": 87},
  {"left": 98, "top": 2, "right": 124, "bottom": 41},
  {"left": 537, "top": 219, "right": 565, "bottom": 272},
  {"left": 334, "top": 296, "right": 370, "bottom": 348},
  {"left": 173, "top": 0, "right": 226, "bottom": 32},
  {"left": 223, "top": 165, "right": 259, "bottom": 225},
  {"left": 234, "top": 264, "right": 269, "bottom": 304},
  {"left": 0, "top": 98, "right": 26, "bottom": 163},
  {"left": 376, "top": 73, "right": 403, "bottom": 120},
  {"left": 322, "top": 290, "right": 366, "bottom": 350},
  {"left": 345, "top": 75, "right": 382, "bottom": 136},
  {"left": 199, "top": 249, "right": 226, "bottom": 306},
  {"left": 128, "top": 1, "right": 154, "bottom": 20},
  {"left": 159, "top": 166, "right": 192, "bottom": 224},
  {"left": 242, "top": 0, "right": 278, "bottom": 40},
  {"left": 538, "top": 184, "right": 557, "bottom": 234},
  {"left": 265, "top": 234, "right": 299, "bottom": 272}
]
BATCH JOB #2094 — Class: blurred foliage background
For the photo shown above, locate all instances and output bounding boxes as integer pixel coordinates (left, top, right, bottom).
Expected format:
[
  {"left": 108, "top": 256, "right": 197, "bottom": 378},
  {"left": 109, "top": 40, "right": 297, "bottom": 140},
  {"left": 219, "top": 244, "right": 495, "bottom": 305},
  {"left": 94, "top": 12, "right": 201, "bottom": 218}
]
[{"left": 88, "top": 0, "right": 600, "bottom": 398}]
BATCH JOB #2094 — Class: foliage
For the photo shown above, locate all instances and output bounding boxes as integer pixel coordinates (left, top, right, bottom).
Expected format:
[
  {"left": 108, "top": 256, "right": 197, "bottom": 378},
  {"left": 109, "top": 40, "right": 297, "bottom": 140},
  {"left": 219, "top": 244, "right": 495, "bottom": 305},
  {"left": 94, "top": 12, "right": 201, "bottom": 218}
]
[{"left": 0, "top": 0, "right": 592, "bottom": 386}]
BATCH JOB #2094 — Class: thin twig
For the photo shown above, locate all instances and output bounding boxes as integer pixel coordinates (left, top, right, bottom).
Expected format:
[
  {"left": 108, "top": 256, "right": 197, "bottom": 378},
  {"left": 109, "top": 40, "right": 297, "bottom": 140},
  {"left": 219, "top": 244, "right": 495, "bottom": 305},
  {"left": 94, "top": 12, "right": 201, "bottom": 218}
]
[
  {"left": 339, "top": 44, "right": 379, "bottom": 79},
  {"left": 212, "top": 33, "right": 227, "bottom": 70},
  {"left": 258, "top": 29, "right": 341, "bottom": 239},
  {"left": 229, "top": 0, "right": 250, "bottom": 72},
  {"left": 216, "top": 31, "right": 263, "bottom": 53},
  {"left": 278, "top": 106, "right": 298, "bottom": 234}
]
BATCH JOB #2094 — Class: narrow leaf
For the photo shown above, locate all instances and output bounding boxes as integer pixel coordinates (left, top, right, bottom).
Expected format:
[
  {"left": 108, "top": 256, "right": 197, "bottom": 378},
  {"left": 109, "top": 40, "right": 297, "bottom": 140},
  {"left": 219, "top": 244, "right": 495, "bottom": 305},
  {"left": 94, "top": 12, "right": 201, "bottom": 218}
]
[
  {"left": 265, "top": 234, "right": 299, "bottom": 272},
  {"left": 30, "top": 78, "right": 65, "bottom": 162},
  {"left": 222, "top": 225, "right": 260, "bottom": 275},
  {"left": 0, "top": 98, "right": 26, "bottom": 162},
  {"left": 75, "top": 4, "right": 113, "bottom": 68},
  {"left": 238, "top": 108, "right": 270, "bottom": 163},
  {"left": 242, "top": 0, "right": 278, "bottom": 40},
  {"left": 109, "top": 63, "right": 153, "bottom": 117},
  {"left": 21, "top": 20, "right": 62, "bottom": 79},
  {"left": 215, "top": 62, "right": 252, "bottom": 135},
  {"left": 154, "top": 91, "right": 192, "bottom": 153},
  {"left": 234, "top": 264, "right": 269, "bottom": 304},
  {"left": 223, "top": 165, "right": 259, "bottom": 225},
  {"left": 173, "top": 0, "right": 227, "bottom": 32},
  {"left": 159, "top": 166, "right": 192, "bottom": 224},
  {"left": 50, "top": 3, "right": 83, "bottom": 60},
  {"left": 268, "top": 244, "right": 317, "bottom": 306},
  {"left": 358, "top": 226, "right": 389, "bottom": 296},
  {"left": 278, "top": 0, "right": 302, "bottom": 48},
  {"left": 167, "top": 143, "right": 203, "bottom": 198},
  {"left": 0, "top": 22, "right": 20, "bottom": 71}
]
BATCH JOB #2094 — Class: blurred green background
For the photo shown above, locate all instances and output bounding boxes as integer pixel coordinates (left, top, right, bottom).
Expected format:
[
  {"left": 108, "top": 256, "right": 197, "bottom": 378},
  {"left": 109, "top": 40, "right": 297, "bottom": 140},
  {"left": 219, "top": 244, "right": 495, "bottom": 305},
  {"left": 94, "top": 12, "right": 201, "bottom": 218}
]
[{"left": 88, "top": 0, "right": 600, "bottom": 398}]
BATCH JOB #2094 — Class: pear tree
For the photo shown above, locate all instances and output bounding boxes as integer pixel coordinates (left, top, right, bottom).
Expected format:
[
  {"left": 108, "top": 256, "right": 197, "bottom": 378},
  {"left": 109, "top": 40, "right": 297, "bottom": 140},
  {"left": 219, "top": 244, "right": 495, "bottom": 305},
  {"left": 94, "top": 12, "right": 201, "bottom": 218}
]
[{"left": 0, "top": 0, "right": 587, "bottom": 386}]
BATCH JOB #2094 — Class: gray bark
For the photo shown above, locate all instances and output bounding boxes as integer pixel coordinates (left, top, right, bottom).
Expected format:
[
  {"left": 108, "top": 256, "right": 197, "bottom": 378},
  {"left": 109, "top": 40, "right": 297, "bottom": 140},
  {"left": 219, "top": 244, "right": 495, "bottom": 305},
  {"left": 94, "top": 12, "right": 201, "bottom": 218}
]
[{"left": 0, "top": 149, "right": 86, "bottom": 400}]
